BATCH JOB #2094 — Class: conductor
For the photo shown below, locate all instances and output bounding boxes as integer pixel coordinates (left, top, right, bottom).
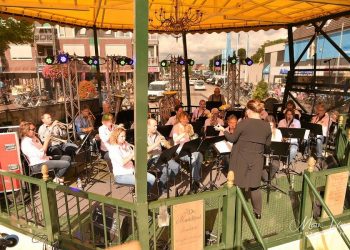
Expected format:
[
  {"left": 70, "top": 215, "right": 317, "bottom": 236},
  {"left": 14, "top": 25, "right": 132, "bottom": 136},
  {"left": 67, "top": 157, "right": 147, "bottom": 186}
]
[{"left": 215, "top": 100, "right": 271, "bottom": 219}]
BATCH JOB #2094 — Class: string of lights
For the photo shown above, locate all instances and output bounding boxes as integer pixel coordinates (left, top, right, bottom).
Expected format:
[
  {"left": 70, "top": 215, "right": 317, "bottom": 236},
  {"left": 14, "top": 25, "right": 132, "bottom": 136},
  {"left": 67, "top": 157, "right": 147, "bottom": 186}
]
[{"left": 44, "top": 54, "right": 134, "bottom": 66}]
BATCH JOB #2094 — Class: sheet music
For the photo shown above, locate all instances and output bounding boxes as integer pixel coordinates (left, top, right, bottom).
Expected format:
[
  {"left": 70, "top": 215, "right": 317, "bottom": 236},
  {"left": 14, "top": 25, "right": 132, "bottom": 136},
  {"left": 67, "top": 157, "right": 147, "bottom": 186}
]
[
  {"left": 304, "top": 129, "right": 310, "bottom": 140},
  {"left": 214, "top": 140, "right": 232, "bottom": 154}
]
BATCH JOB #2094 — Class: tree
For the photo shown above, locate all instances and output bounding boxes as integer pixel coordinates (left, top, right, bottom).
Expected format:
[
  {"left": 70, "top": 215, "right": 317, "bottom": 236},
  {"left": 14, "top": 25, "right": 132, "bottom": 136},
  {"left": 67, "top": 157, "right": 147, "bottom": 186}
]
[
  {"left": 251, "top": 39, "right": 286, "bottom": 63},
  {"left": 252, "top": 80, "right": 269, "bottom": 100},
  {"left": 0, "top": 18, "right": 34, "bottom": 56},
  {"left": 237, "top": 48, "right": 246, "bottom": 59}
]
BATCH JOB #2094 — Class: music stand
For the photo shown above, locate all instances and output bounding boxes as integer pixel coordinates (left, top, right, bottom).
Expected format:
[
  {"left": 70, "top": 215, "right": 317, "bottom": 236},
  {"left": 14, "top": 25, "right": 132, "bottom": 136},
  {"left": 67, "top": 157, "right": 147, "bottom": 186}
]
[
  {"left": 178, "top": 138, "right": 201, "bottom": 193},
  {"left": 279, "top": 128, "right": 305, "bottom": 176},
  {"left": 301, "top": 122, "right": 323, "bottom": 159},
  {"left": 198, "top": 136, "right": 225, "bottom": 190},
  {"left": 157, "top": 125, "right": 173, "bottom": 139},
  {"left": 154, "top": 144, "right": 180, "bottom": 198},
  {"left": 260, "top": 141, "right": 288, "bottom": 203},
  {"left": 205, "top": 126, "right": 220, "bottom": 137},
  {"left": 206, "top": 101, "right": 222, "bottom": 111}
]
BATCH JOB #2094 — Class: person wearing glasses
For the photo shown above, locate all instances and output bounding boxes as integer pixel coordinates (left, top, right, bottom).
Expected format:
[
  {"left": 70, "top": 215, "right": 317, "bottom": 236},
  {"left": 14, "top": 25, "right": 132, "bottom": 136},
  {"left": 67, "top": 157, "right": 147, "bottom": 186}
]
[
  {"left": 191, "top": 99, "right": 209, "bottom": 122},
  {"left": 20, "top": 121, "right": 71, "bottom": 184}
]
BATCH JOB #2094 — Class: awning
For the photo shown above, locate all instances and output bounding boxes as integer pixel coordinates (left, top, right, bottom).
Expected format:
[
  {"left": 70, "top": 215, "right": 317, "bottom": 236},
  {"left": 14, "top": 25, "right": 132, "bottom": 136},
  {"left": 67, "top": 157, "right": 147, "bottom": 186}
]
[
  {"left": 0, "top": 1, "right": 349, "bottom": 33},
  {"left": 263, "top": 64, "right": 270, "bottom": 75}
]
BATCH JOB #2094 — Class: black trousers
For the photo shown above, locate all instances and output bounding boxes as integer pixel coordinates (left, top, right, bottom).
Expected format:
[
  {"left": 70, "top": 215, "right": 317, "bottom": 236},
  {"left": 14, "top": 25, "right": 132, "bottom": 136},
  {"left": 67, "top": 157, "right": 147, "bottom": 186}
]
[{"left": 243, "top": 187, "right": 262, "bottom": 215}]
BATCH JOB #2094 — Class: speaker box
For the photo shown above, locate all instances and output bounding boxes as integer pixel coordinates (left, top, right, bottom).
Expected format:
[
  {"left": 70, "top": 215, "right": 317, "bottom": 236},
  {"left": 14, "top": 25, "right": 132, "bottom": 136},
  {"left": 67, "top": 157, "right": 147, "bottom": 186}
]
[{"left": 92, "top": 204, "right": 133, "bottom": 245}]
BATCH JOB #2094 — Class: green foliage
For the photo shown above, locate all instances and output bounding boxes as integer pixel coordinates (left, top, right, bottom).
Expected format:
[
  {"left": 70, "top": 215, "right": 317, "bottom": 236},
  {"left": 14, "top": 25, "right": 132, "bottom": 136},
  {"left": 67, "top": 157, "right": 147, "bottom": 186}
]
[
  {"left": 237, "top": 48, "right": 246, "bottom": 59},
  {"left": 0, "top": 18, "right": 34, "bottom": 55},
  {"left": 252, "top": 80, "right": 269, "bottom": 100},
  {"left": 251, "top": 39, "right": 286, "bottom": 63}
]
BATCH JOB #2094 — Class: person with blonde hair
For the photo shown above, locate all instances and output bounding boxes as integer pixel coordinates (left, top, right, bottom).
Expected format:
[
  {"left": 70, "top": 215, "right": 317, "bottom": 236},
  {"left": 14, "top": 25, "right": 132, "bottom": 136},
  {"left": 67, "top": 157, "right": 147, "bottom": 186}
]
[
  {"left": 215, "top": 100, "right": 271, "bottom": 219},
  {"left": 204, "top": 108, "right": 224, "bottom": 131},
  {"left": 20, "top": 121, "right": 71, "bottom": 184},
  {"left": 108, "top": 127, "right": 155, "bottom": 190}
]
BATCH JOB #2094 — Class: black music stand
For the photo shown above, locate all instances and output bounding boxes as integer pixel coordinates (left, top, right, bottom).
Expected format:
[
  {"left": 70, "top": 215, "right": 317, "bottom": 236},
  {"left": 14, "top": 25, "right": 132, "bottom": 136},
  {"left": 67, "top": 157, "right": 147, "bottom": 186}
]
[
  {"left": 301, "top": 122, "right": 323, "bottom": 159},
  {"left": 155, "top": 144, "right": 180, "bottom": 198},
  {"left": 178, "top": 138, "right": 201, "bottom": 193},
  {"left": 279, "top": 128, "right": 305, "bottom": 176},
  {"left": 205, "top": 126, "right": 220, "bottom": 137},
  {"left": 157, "top": 125, "right": 173, "bottom": 139},
  {"left": 260, "top": 141, "right": 288, "bottom": 203},
  {"left": 198, "top": 136, "right": 226, "bottom": 190},
  {"left": 206, "top": 101, "right": 222, "bottom": 111}
]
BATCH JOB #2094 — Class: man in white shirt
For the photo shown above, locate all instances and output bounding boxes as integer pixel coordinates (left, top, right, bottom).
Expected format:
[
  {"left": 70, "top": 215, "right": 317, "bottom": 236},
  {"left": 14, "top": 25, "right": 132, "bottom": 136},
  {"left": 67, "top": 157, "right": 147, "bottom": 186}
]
[
  {"left": 147, "top": 119, "right": 180, "bottom": 194},
  {"left": 278, "top": 109, "right": 301, "bottom": 162}
]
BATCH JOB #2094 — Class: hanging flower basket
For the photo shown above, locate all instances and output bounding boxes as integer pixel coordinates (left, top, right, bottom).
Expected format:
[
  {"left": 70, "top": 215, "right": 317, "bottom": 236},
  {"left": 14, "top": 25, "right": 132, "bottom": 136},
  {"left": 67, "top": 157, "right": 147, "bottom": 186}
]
[
  {"left": 42, "top": 65, "right": 69, "bottom": 79},
  {"left": 78, "top": 80, "right": 97, "bottom": 99}
]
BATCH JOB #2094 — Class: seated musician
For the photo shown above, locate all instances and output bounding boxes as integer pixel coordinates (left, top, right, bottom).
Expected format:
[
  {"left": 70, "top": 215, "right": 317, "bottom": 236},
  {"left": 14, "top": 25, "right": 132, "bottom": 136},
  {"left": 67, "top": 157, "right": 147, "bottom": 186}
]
[
  {"left": 191, "top": 100, "right": 209, "bottom": 122},
  {"left": 204, "top": 108, "right": 224, "bottom": 132},
  {"left": 278, "top": 109, "right": 301, "bottom": 162},
  {"left": 109, "top": 127, "right": 156, "bottom": 191},
  {"left": 98, "top": 113, "right": 116, "bottom": 168},
  {"left": 38, "top": 113, "right": 77, "bottom": 157},
  {"left": 262, "top": 116, "right": 282, "bottom": 181},
  {"left": 220, "top": 114, "right": 238, "bottom": 171},
  {"left": 283, "top": 100, "right": 301, "bottom": 119},
  {"left": 311, "top": 103, "right": 330, "bottom": 163},
  {"left": 147, "top": 118, "right": 180, "bottom": 194},
  {"left": 208, "top": 87, "right": 226, "bottom": 105},
  {"left": 172, "top": 112, "right": 203, "bottom": 193},
  {"left": 20, "top": 121, "right": 71, "bottom": 184},
  {"left": 74, "top": 105, "right": 95, "bottom": 139},
  {"left": 165, "top": 105, "right": 183, "bottom": 126}
]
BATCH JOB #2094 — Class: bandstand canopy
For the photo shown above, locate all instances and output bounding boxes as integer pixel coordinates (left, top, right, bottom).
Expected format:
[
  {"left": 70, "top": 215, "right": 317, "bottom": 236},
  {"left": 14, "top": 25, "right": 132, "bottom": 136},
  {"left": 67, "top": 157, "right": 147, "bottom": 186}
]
[{"left": 0, "top": 0, "right": 350, "bottom": 32}]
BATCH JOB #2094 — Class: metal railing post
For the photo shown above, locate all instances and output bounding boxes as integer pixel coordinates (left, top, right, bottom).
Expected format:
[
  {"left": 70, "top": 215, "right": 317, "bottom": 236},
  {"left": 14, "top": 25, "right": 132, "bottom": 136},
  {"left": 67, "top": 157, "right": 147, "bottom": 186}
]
[
  {"left": 222, "top": 171, "right": 235, "bottom": 248},
  {"left": 40, "top": 180, "right": 59, "bottom": 244}
]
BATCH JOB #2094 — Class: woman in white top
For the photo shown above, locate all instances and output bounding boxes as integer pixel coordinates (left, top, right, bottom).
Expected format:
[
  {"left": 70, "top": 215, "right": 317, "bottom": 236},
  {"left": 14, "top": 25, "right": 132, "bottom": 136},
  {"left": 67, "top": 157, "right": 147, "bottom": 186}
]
[
  {"left": 191, "top": 99, "right": 209, "bottom": 122},
  {"left": 172, "top": 112, "right": 203, "bottom": 192},
  {"left": 20, "top": 121, "right": 71, "bottom": 184},
  {"left": 108, "top": 127, "right": 155, "bottom": 190}
]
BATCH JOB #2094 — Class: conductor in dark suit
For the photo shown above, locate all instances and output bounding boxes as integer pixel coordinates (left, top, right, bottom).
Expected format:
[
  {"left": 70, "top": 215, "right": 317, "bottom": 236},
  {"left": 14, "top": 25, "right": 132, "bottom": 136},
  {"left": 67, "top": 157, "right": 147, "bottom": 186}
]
[{"left": 215, "top": 99, "right": 271, "bottom": 219}]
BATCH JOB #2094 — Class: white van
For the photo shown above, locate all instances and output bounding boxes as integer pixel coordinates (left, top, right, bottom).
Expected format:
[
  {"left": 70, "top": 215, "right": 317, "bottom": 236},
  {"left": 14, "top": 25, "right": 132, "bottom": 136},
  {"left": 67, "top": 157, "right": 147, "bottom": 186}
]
[{"left": 148, "top": 80, "right": 170, "bottom": 101}]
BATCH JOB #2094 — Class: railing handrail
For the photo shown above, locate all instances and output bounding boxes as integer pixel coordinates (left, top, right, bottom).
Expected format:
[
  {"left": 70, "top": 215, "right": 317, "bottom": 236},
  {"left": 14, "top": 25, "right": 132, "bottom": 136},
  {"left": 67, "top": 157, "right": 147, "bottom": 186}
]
[
  {"left": 303, "top": 173, "right": 350, "bottom": 248},
  {"left": 236, "top": 187, "right": 267, "bottom": 250},
  {"left": 308, "top": 165, "right": 350, "bottom": 178}
]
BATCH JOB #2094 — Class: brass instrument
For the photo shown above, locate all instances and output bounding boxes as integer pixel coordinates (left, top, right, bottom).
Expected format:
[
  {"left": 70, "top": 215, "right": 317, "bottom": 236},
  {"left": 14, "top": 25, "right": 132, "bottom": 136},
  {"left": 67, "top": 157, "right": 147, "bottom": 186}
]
[
  {"left": 50, "top": 136, "right": 68, "bottom": 144},
  {"left": 157, "top": 131, "right": 171, "bottom": 149},
  {"left": 54, "top": 121, "right": 73, "bottom": 129}
]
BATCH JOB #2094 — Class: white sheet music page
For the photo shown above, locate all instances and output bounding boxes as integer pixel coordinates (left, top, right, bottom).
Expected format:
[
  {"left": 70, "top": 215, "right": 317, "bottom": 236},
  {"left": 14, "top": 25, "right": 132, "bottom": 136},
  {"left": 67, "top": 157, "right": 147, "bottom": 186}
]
[
  {"left": 304, "top": 129, "right": 310, "bottom": 140},
  {"left": 214, "top": 141, "right": 232, "bottom": 154}
]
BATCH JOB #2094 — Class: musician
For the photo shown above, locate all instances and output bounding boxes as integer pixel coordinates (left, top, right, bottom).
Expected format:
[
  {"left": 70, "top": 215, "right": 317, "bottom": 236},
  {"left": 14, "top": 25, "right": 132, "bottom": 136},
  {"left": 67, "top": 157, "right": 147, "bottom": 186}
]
[
  {"left": 102, "top": 101, "right": 112, "bottom": 115},
  {"left": 74, "top": 105, "right": 95, "bottom": 139},
  {"left": 208, "top": 87, "right": 226, "bottom": 105},
  {"left": 20, "top": 121, "right": 71, "bottom": 184},
  {"left": 165, "top": 105, "right": 183, "bottom": 126},
  {"left": 262, "top": 115, "right": 282, "bottom": 182},
  {"left": 311, "top": 103, "right": 330, "bottom": 162},
  {"left": 147, "top": 118, "right": 180, "bottom": 194},
  {"left": 98, "top": 113, "right": 116, "bottom": 168},
  {"left": 215, "top": 100, "right": 271, "bottom": 219},
  {"left": 172, "top": 112, "right": 203, "bottom": 193},
  {"left": 278, "top": 109, "right": 300, "bottom": 162},
  {"left": 204, "top": 108, "right": 224, "bottom": 131},
  {"left": 284, "top": 100, "right": 301, "bottom": 119},
  {"left": 219, "top": 114, "right": 237, "bottom": 136},
  {"left": 38, "top": 113, "right": 77, "bottom": 157},
  {"left": 109, "top": 127, "right": 156, "bottom": 191},
  {"left": 191, "top": 100, "right": 209, "bottom": 122}
]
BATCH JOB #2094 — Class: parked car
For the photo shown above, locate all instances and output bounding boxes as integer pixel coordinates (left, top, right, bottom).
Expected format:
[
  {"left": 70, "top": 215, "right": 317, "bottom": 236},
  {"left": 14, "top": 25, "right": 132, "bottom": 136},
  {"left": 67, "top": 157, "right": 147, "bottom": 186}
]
[
  {"left": 189, "top": 78, "right": 198, "bottom": 85},
  {"left": 206, "top": 77, "right": 213, "bottom": 84},
  {"left": 148, "top": 80, "right": 169, "bottom": 101},
  {"left": 194, "top": 80, "right": 206, "bottom": 90}
]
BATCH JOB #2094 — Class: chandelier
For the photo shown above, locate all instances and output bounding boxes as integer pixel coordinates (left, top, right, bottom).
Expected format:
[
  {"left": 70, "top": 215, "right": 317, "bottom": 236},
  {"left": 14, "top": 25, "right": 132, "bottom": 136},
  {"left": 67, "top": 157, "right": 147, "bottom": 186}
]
[{"left": 149, "top": 0, "right": 203, "bottom": 34}]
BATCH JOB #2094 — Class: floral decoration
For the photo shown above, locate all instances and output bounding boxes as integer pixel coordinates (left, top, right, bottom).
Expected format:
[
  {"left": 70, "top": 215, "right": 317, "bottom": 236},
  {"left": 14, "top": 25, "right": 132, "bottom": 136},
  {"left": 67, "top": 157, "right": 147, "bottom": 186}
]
[
  {"left": 78, "top": 80, "right": 97, "bottom": 99},
  {"left": 42, "top": 65, "right": 68, "bottom": 79}
]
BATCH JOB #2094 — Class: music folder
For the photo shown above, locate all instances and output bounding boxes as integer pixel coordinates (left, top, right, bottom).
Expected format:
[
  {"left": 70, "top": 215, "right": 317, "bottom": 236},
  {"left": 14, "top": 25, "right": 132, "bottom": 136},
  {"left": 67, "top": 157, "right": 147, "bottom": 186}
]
[
  {"left": 301, "top": 122, "right": 323, "bottom": 137},
  {"left": 155, "top": 144, "right": 180, "bottom": 169},
  {"left": 197, "top": 135, "right": 226, "bottom": 153},
  {"left": 269, "top": 141, "right": 290, "bottom": 157},
  {"left": 178, "top": 138, "right": 201, "bottom": 158},
  {"left": 279, "top": 128, "right": 306, "bottom": 141}
]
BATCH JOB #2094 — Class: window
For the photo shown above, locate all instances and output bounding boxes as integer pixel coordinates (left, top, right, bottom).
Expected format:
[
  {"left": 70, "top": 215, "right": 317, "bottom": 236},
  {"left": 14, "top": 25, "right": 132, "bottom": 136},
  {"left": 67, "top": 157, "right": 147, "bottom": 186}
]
[
  {"left": 79, "top": 28, "right": 87, "bottom": 35},
  {"left": 9, "top": 45, "right": 32, "bottom": 60},
  {"left": 63, "top": 44, "right": 85, "bottom": 56},
  {"left": 105, "top": 45, "right": 127, "bottom": 56},
  {"left": 58, "top": 26, "right": 75, "bottom": 37},
  {"left": 105, "top": 30, "right": 112, "bottom": 36}
]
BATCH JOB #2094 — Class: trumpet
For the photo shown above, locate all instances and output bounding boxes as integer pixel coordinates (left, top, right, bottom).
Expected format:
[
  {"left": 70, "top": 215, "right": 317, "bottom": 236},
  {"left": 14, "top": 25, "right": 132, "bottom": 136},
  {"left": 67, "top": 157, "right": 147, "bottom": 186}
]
[
  {"left": 88, "top": 110, "right": 96, "bottom": 120},
  {"left": 157, "top": 131, "right": 171, "bottom": 149},
  {"left": 50, "top": 136, "right": 68, "bottom": 144}
]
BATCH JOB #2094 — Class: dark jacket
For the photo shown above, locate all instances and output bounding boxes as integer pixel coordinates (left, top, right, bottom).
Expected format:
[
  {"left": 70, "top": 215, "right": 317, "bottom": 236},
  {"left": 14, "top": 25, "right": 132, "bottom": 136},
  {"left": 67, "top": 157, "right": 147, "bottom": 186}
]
[{"left": 224, "top": 118, "right": 271, "bottom": 188}]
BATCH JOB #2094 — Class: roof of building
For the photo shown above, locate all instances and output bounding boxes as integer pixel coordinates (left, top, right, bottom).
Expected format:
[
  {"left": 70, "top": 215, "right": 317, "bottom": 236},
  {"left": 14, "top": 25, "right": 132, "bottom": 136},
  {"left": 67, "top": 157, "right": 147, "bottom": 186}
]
[{"left": 293, "top": 16, "right": 350, "bottom": 40}]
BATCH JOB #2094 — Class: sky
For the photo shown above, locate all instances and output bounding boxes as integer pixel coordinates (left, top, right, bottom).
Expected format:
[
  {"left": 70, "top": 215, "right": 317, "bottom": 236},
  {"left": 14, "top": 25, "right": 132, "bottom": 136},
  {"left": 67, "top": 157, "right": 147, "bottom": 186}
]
[{"left": 158, "top": 28, "right": 288, "bottom": 65}]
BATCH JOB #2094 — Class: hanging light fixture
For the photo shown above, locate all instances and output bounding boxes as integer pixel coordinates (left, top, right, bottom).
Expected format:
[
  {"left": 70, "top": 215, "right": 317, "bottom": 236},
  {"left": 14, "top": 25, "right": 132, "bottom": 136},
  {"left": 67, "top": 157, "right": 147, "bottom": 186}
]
[
  {"left": 245, "top": 57, "right": 253, "bottom": 66},
  {"left": 44, "top": 56, "right": 55, "bottom": 65},
  {"left": 186, "top": 59, "right": 195, "bottom": 66},
  {"left": 57, "top": 53, "right": 70, "bottom": 64},
  {"left": 149, "top": 0, "right": 203, "bottom": 35},
  {"left": 214, "top": 59, "right": 222, "bottom": 67}
]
